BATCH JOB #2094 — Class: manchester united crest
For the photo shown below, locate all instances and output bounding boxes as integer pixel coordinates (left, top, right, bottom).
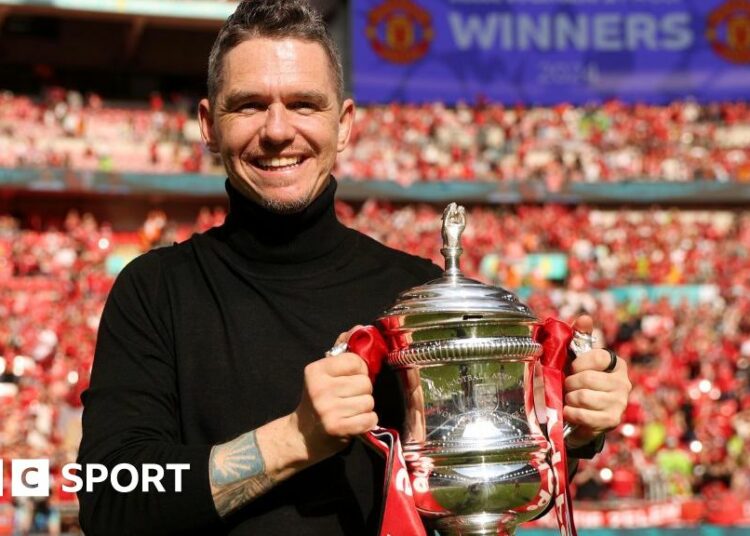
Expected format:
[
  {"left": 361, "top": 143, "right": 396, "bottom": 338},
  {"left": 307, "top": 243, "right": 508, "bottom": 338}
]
[
  {"left": 366, "top": 0, "right": 433, "bottom": 64},
  {"left": 707, "top": 0, "right": 750, "bottom": 63}
]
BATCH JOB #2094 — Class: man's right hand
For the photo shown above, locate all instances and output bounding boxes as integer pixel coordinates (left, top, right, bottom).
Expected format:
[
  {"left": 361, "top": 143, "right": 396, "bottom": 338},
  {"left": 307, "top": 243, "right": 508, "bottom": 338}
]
[
  {"left": 209, "top": 329, "right": 377, "bottom": 518},
  {"left": 290, "top": 343, "right": 378, "bottom": 464}
]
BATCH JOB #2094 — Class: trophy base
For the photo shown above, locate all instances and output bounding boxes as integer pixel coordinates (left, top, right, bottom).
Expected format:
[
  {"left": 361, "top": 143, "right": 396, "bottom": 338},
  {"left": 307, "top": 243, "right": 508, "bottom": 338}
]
[{"left": 433, "top": 514, "right": 519, "bottom": 535}]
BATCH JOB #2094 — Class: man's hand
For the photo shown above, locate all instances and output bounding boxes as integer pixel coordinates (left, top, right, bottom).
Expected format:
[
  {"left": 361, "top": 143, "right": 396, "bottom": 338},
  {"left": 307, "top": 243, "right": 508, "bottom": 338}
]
[
  {"left": 563, "top": 315, "right": 632, "bottom": 448},
  {"left": 289, "top": 327, "right": 378, "bottom": 463},
  {"left": 209, "top": 327, "right": 376, "bottom": 518}
]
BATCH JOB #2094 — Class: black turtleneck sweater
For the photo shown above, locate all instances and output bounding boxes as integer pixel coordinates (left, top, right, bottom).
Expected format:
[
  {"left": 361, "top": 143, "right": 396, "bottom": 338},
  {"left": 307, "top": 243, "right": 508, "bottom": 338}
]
[{"left": 78, "top": 179, "right": 442, "bottom": 536}]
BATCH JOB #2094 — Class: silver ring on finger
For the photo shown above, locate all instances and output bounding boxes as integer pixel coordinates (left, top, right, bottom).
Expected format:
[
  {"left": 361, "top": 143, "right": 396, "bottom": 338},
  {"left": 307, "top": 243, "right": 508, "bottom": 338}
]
[
  {"left": 570, "top": 330, "right": 595, "bottom": 356},
  {"left": 326, "top": 342, "right": 348, "bottom": 357},
  {"left": 604, "top": 348, "right": 618, "bottom": 373}
]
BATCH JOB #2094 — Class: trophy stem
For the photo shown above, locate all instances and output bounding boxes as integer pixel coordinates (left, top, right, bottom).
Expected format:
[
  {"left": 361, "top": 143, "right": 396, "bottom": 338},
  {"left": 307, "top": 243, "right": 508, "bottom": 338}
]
[
  {"left": 433, "top": 515, "right": 518, "bottom": 536},
  {"left": 436, "top": 528, "right": 515, "bottom": 536}
]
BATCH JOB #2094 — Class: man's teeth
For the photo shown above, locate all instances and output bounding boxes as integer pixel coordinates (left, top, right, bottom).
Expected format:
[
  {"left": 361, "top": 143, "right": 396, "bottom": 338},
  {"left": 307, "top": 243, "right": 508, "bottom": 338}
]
[{"left": 256, "top": 157, "right": 302, "bottom": 169}]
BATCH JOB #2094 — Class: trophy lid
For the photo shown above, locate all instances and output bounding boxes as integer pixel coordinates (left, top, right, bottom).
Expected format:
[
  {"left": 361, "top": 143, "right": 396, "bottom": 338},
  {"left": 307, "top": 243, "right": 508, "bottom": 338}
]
[
  {"left": 378, "top": 203, "right": 540, "bottom": 367},
  {"left": 380, "top": 203, "right": 537, "bottom": 323}
]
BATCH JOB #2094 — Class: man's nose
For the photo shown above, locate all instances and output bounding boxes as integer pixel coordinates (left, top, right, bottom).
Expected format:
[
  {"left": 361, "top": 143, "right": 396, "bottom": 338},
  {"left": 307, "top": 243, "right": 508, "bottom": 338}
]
[{"left": 260, "top": 104, "right": 295, "bottom": 146}]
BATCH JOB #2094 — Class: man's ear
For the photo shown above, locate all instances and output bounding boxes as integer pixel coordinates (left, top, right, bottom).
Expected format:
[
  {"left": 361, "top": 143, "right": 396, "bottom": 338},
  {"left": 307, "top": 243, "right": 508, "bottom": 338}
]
[
  {"left": 336, "top": 98, "right": 356, "bottom": 152},
  {"left": 198, "top": 98, "right": 219, "bottom": 153}
]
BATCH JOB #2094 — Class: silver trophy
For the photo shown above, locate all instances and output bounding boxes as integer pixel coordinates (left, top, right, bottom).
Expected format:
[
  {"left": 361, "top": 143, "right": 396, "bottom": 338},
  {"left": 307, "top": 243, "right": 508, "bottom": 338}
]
[{"left": 377, "top": 203, "right": 582, "bottom": 536}]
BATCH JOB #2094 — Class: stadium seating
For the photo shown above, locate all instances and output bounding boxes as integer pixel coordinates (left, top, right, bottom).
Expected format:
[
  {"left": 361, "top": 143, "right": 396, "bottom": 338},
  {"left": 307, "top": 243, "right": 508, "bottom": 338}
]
[
  {"left": 1, "top": 204, "right": 748, "bottom": 520},
  {"left": 2, "top": 90, "right": 750, "bottom": 183}
]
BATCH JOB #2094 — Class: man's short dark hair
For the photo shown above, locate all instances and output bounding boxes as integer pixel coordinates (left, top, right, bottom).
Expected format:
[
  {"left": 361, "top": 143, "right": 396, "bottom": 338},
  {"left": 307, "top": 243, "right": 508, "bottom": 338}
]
[{"left": 207, "top": 0, "right": 344, "bottom": 107}]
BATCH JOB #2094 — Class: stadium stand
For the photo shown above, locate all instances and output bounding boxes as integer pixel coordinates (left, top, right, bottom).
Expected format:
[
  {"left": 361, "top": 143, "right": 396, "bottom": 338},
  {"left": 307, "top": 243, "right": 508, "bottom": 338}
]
[
  {"left": 3, "top": 90, "right": 750, "bottom": 184},
  {"left": 1, "top": 202, "right": 749, "bottom": 532}
]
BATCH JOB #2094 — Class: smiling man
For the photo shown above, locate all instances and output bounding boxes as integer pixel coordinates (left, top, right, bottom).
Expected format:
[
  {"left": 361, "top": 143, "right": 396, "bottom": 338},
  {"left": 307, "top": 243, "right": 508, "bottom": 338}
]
[
  {"left": 199, "top": 35, "right": 354, "bottom": 214},
  {"left": 78, "top": 3, "right": 442, "bottom": 534},
  {"left": 77, "top": 1, "right": 631, "bottom": 535}
]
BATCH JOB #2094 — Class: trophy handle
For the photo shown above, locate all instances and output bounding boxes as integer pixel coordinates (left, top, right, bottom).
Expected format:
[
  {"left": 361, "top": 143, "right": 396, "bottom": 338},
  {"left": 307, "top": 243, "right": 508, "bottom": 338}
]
[{"left": 563, "top": 330, "right": 595, "bottom": 439}]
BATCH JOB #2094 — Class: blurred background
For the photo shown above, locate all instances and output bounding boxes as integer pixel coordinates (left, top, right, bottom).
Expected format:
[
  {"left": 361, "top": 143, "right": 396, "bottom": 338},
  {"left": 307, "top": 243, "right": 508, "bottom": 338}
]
[{"left": 0, "top": 0, "right": 749, "bottom": 534}]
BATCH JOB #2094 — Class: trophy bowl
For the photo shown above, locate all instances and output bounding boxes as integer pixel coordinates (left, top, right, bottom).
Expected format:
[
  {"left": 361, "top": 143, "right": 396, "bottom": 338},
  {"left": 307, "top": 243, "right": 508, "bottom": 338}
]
[{"left": 377, "top": 204, "right": 553, "bottom": 535}]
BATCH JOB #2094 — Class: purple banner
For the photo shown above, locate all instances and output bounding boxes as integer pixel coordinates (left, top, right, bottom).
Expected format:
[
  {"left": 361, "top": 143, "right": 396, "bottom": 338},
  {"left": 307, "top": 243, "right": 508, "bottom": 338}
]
[{"left": 352, "top": 0, "right": 750, "bottom": 104}]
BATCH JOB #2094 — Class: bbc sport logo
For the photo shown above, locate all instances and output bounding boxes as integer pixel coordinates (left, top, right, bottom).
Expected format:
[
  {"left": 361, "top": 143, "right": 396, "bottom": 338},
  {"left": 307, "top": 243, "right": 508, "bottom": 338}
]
[
  {"left": 5, "top": 460, "right": 50, "bottom": 498},
  {"left": 0, "top": 460, "right": 190, "bottom": 497}
]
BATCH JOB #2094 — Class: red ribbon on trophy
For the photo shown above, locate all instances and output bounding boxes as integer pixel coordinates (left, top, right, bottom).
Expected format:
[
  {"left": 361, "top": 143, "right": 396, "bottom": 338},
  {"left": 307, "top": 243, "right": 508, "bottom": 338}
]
[
  {"left": 348, "top": 326, "right": 427, "bottom": 536},
  {"left": 534, "top": 318, "right": 578, "bottom": 536},
  {"left": 348, "top": 321, "right": 578, "bottom": 536}
]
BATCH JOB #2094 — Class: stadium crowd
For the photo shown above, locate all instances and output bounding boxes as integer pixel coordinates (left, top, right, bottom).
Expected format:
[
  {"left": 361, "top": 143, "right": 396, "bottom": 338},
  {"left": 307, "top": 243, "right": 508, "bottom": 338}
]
[
  {"left": 1, "top": 201, "right": 749, "bottom": 531},
  {"left": 2, "top": 89, "right": 750, "bottom": 184}
]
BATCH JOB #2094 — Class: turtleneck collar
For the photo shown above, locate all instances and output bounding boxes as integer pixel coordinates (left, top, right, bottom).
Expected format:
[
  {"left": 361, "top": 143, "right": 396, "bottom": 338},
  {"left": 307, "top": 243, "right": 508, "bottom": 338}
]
[{"left": 216, "top": 177, "right": 354, "bottom": 277}]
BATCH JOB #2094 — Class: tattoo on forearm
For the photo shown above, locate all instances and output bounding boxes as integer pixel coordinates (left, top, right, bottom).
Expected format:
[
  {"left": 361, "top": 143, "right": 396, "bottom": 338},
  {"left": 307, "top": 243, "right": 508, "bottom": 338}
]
[
  {"left": 210, "top": 430, "right": 265, "bottom": 485},
  {"left": 209, "top": 430, "right": 274, "bottom": 517},
  {"left": 211, "top": 475, "right": 273, "bottom": 518}
]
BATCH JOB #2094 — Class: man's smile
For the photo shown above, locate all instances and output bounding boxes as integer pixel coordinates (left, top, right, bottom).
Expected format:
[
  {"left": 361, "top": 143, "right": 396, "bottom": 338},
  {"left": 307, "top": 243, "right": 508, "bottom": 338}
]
[{"left": 248, "top": 155, "right": 308, "bottom": 172}]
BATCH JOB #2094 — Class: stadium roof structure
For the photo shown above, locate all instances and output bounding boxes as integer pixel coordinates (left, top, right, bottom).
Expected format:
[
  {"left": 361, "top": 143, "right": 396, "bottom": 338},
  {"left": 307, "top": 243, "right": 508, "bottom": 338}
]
[
  {"left": 0, "top": 0, "right": 238, "bottom": 22},
  {"left": 0, "top": 0, "right": 343, "bottom": 22},
  {"left": 0, "top": 0, "right": 347, "bottom": 95}
]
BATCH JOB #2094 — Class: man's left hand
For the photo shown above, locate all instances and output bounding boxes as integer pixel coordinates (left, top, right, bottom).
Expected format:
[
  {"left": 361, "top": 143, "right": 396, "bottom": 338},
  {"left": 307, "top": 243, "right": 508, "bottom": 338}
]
[{"left": 563, "top": 315, "right": 632, "bottom": 448}]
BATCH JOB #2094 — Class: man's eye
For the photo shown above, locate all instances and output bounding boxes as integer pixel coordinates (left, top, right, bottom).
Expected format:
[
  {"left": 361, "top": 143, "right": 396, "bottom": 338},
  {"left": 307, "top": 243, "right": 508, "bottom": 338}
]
[
  {"left": 289, "top": 102, "right": 317, "bottom": 112},
  {"left": 237, "top": 102, "right": 265, "bottom": 112}
]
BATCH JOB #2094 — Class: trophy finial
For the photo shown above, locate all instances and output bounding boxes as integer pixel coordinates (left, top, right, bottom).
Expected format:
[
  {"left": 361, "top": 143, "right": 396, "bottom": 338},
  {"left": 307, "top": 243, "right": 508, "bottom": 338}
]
[{"left": 441, "top": 202, "right": 466, "bottom": 275}]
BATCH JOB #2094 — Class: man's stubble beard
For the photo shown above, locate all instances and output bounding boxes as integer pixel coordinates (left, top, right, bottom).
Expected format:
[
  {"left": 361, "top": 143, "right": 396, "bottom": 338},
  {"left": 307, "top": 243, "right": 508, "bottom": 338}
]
[
  {"left": 260, "top": 190, "right": 316, "bottom": 214},
  {"left": 226, "top": 163, "right": 320, "bottom": 215}
]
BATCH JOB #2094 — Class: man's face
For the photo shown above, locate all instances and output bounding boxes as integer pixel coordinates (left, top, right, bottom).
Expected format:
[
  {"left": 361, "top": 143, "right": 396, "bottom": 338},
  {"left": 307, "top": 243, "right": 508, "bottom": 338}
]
[{"left": 199, "top": 37, "right": 354, "bottom": 213}]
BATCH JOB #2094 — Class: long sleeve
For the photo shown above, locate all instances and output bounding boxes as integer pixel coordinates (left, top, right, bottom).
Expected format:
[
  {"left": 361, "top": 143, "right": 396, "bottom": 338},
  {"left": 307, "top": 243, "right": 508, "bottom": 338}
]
[{"left": 77, "top": 253, "right": 222, "bottom": 535}]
